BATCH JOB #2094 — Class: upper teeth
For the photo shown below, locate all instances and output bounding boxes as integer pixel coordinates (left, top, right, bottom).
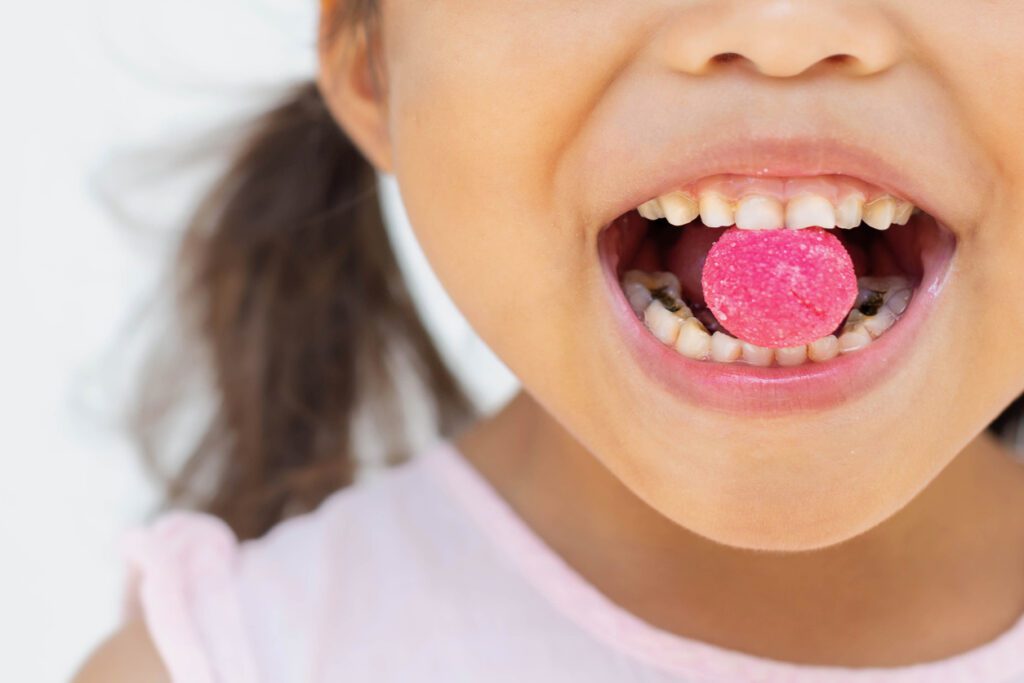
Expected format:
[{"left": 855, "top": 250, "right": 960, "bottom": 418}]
[{"left": 638, "top": 190, "right": 916, "bottom": 231}]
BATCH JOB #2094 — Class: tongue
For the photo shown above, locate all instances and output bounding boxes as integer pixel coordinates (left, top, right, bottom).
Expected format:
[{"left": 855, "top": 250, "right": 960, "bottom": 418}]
[
  {"left": 696, "top": 227, "right": 858, "bottom": 348},
  {"left": 665, "top": 224, "right": 724, "bottom": 306}
]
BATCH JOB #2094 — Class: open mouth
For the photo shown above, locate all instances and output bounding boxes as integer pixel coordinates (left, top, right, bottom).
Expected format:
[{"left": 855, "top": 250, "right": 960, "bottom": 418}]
[{"left": 598, "top": 173, "right": 958, "bottom": 411}]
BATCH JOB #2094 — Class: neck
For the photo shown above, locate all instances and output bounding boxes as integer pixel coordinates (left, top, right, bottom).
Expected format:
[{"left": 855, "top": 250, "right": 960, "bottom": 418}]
[{"left": 456, "top": 391, "right": 1024, "bottom": 666}]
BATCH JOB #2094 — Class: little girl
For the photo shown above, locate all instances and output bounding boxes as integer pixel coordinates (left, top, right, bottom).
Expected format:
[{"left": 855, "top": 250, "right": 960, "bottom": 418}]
[{"left": 77, "top": 1, "right": 1024, "bottom": 680}]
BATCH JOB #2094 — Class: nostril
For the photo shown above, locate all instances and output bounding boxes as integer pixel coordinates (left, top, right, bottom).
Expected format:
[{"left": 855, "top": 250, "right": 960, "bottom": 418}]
[
  {"left": 707, "top": 51, "right": 853, "bottom": 74},
  {"left": 825, "top": 54, "right": 854, "bottom": 65},
  {"left": 711, "top": 52, "right": 745, "bottom": 65}
]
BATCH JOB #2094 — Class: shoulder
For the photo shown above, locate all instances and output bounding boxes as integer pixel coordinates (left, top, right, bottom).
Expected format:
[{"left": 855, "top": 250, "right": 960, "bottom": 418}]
[
  {"left": 110, "top": 450, "right": 453, "bottom": 681},
  {"left": 73, "top": 619, "right": 169, "bottom": 683}
]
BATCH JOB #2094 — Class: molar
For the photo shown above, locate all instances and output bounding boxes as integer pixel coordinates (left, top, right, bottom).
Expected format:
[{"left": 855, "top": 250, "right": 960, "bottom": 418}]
[
  {"left": 623, "top": 270, "right": 677, "bottom": 297},
  {"left": 648, "top": 271, "right": 682, "bottom": 300},
  {"left": 885, "top": 288, "right": 912, "bottom": 316},
  {"left": 853, "top": 287, "right": 880, "bottom": 311},
  {"left": 623, "top": 281, "right": 653, "bottom": 316},
  {"left": 863, "top": 307, "right": 897, "bottom": 338},
  {"left": 858, "top": 275, "right": 911, "bottom": 295},
  {"left": 845, "top": 309, "right": 867, "bottom": 327}
]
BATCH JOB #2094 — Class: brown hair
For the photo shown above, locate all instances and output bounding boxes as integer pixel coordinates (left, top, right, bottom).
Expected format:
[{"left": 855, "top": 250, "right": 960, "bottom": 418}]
[
  {"left": 134, "top": 0, "right": 472, "bottom": 541},
  {"left": 144, "top": 84, "right": 474, "bottom": 540},
  {"left": 136, "top": 1, "right": 1022, "bottom": 541}
]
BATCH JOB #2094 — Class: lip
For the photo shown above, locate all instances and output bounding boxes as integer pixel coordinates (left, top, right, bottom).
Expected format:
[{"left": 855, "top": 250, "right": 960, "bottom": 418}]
[
  {"left": 595, "top": 140, "right": 960, "bottom": 416},
  {"left": 599, "top": 220, "right": 956, "bottom": 415}
]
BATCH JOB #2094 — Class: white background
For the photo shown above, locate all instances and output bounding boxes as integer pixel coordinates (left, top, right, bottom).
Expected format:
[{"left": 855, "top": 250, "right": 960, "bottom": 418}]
[{"left": 2, "top": 2, "right": 517, "bottom": 680}]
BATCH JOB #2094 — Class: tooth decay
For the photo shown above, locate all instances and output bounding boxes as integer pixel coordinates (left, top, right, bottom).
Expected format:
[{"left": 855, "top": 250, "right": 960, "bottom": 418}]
[
  {"left": 623, "top": 172, "right": 919, "bottom": 368},
  {"left": 623, "top": 269, "right": 913, "bottom": 368}
]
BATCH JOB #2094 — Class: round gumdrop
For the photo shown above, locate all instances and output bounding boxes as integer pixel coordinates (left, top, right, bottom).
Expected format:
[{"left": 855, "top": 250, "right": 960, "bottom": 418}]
[{"left": 701, "top": 227, "right": 858, "bottom": 349}]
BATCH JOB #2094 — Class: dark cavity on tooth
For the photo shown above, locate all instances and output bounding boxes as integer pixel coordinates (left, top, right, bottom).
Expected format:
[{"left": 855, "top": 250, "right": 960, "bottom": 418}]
[
  {"left": 858, "top": 291, "right": 886, "bottom": 316},
  {"left": 652, "top": 287, "right": 683, "bottom": 313}
]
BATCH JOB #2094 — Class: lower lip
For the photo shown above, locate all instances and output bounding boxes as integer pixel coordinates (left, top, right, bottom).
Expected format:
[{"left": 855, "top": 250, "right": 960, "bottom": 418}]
[{"left": 598, "top": 223, "right": 958, "bottom": 416}]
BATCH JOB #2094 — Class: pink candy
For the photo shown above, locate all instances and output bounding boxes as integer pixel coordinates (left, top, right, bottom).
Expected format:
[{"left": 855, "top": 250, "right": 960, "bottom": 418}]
[{"left": 701, "top": 227, "right": 857, "bottom": 349}]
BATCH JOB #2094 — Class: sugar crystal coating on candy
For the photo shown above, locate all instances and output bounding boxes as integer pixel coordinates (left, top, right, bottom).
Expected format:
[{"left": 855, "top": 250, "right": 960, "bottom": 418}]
[{"left": 701, "top": 227, "right": 858, "bottom": 348}]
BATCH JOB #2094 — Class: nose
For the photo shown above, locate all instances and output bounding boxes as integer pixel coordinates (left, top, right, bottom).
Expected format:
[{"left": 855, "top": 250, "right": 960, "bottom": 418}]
[{"left": 660, "top": 0, "right": 903, "bottom": 78}]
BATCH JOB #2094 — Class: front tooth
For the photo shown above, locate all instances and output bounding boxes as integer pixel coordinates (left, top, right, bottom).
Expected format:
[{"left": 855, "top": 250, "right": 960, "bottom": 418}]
[
  {"left": 776, "top": 344, "right": 808, "bottom": 367},
  {"left": 675, "top": 318, "right": 712, "bottom": 360},
  {"left": 638, "top": 199, "right": 665, "bottom": 221},
  {"left": 863, "top": 307, "right": 897, "bottom": 338},
  {"left": 661, "top": 192, "right": 699, "bottom": 226},
  {"left": 735, "top": 195, "right": 784, "bottom": 230},
  {"left": 742, "top": 342, "right": 774, "bottom": 367},
  {"left": 835, "top": 195, "right": 864, "bottom": 229},
  {"left": 786, "top": 195, "right": 836, "bottom": 230},
  {"left": 838, "top": 325, "right": 872, "bottom": 353},
  {"left": 644, "top": 301, "right": 683, "bottom": 345},
  {"left": 893, "top": 200, "right": 915, "bottom": 225},
  {"left": 699, "top": 193, "right": 734, "bottom": 228},
  {"left": 710, "top": 331, "right": 743, "bottom": 363},
  {"left": 863, "top": 197, "right": 896, "bottom": 230},
  {"left": 808, "top": 335, "right": 840, "bottom": 362}
]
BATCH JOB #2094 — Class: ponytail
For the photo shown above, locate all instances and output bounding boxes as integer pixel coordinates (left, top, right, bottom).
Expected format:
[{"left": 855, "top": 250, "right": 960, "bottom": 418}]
[{"left": 136, "top": 83, "right": 473, "bottom": 540}]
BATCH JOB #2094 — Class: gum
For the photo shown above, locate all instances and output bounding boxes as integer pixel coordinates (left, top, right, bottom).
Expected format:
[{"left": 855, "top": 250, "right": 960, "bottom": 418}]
[{"left": 679, "top": 173, "right": 890, "bottom": 204}]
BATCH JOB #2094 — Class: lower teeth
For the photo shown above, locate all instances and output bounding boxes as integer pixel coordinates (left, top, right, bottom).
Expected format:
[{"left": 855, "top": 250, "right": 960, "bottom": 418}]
[{"left": 622, "top": 270, "right": 914, "bottom": 367}]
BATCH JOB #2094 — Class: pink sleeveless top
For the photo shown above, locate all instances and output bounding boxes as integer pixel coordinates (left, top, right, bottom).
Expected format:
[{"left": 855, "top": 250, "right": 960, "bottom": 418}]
[{"left": 121, "top": 441, "right": 1024, "bottom": 682}]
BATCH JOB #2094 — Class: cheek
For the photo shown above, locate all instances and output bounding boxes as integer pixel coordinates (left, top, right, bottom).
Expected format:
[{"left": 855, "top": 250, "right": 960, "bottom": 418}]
[
  {"left": 961, "top": 207, "right": 1024, "bottom": 419},
  {"left": 831, "top": 3, "right": 1024, "bottom": 439},
  {"left": 915, "top": 6, "right": 1024, "bottom": 411},
  {"left": 382, "top": 0, "right": 648, "bottom": 235},
  {"left": 382, "top": 2, "right": 643, "bottom": 378}
]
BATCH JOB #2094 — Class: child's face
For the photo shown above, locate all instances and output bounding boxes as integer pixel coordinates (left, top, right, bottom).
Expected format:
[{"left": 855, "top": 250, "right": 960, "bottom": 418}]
[{"left": 324, "top": 2, "right": 1024, "bottom": 550}]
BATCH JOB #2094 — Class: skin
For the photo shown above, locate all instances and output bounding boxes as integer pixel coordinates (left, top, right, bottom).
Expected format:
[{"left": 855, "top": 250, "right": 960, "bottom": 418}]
[{"left": 76, "top": 0, "right": 1024, "bottom": 678}]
